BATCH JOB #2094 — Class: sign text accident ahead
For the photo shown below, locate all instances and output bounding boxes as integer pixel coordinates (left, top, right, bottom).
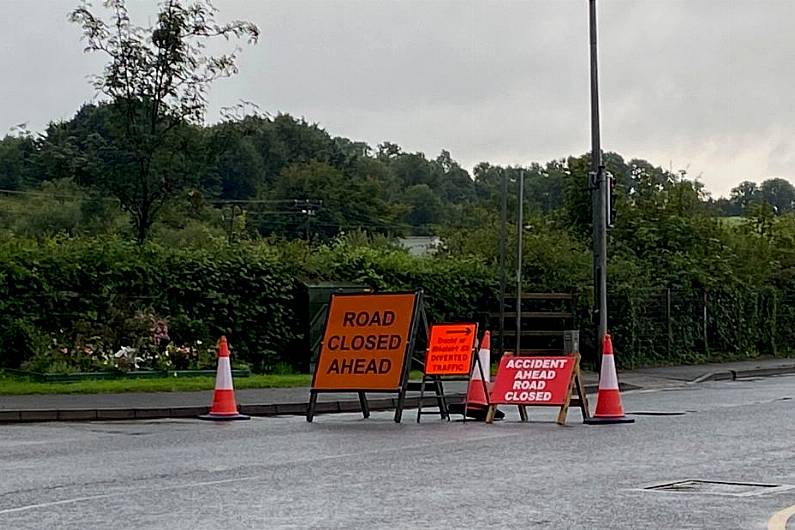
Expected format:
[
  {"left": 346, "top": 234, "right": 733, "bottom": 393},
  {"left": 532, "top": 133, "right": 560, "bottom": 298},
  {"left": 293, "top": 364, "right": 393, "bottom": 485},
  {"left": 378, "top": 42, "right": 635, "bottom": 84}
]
[
  {"left": 489, "top": 356, "right": 575, "bottom": 405},
  {"left": 486, "top": 353, "right": 590, "bottom": 425}
]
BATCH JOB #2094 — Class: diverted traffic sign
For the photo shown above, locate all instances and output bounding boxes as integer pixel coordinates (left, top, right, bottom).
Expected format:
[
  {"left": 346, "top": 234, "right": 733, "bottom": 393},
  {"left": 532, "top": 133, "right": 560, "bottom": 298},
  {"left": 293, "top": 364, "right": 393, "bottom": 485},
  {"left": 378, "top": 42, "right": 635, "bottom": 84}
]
[
  {"left": 486, "top": 354, "right": 588, "bottom": 425},
  {"left": 308, "top": 291, "right": 423, "bottom": 423},
  {"left": 424, "top": 323, "right": 477, "bottom": 375},
  {"left": 417, "top": 323, "right": 486, "bottom": 422}
]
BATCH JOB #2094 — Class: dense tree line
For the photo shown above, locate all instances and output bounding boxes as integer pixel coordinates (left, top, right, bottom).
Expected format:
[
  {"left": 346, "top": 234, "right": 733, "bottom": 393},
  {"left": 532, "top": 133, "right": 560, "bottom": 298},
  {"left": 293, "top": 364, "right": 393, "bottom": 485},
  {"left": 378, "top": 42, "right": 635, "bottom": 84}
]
[
  {"left": 2, "top": 0, "right": 793, "bottom": 244},
  {"left": 4, "top": 106, "right": 794, "bottom": 243}
]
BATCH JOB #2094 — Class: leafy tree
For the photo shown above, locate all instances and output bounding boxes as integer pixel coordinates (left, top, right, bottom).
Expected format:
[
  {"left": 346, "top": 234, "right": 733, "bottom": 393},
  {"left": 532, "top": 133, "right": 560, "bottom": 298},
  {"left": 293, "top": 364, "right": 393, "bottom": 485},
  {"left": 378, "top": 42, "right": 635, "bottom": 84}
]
[
  {"left": 402, "top": 184, "right": 443, "bottom": 232},
  {"left": 432, "top": 150, "right": 475, "bottom": 204},
  {"left": 388, "top": 151, "right": 436, "bottom": 188},
  {"left": 0, "top": 134, "right": 37, "bottom": 190},
  {"left": 759, "top": 178, "right": 795, "bottom": 214},
  {"left": 202, "top": 121, "right": 264, "bottom": 200},
  {"left": 264, "top": 161, "right": 403, "bottom": 240},
  {"left": 730, "top": 180, "right": 759, "bottom": 215},
  {"left": 3, "top": 178, "right": 123, "bottom": 238},
  {"left": 68, "top": 0, "right": 258, "bottom": 242}
]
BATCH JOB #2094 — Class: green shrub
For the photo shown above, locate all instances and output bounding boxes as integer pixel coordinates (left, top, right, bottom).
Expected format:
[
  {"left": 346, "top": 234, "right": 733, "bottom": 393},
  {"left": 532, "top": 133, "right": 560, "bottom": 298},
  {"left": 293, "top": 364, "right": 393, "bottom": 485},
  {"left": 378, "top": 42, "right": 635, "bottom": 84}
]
[{"left": 1, "top": 233, "right": 792, "bottom": 373}]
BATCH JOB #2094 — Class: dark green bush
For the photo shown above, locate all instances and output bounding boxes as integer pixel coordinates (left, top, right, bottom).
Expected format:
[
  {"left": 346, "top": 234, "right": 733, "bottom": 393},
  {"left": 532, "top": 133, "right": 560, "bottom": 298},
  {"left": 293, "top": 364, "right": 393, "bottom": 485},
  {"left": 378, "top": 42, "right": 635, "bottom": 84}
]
[
  {"left": 0, "top": 238, "right": 298, "bottom": 371},
  {"left": 1, "top": 234, "right": 792, "bottom": 373},
  {"left": 0, "top": 237, "right": 502, "bottom": 372}
]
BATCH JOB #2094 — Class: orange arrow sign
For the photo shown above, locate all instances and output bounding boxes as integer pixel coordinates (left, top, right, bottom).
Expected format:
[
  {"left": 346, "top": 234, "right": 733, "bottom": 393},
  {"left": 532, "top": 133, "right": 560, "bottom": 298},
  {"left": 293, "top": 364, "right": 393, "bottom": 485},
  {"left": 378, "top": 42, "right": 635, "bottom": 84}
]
[{"left": 424, "top": 323, "right": 477, "bottom": 376}]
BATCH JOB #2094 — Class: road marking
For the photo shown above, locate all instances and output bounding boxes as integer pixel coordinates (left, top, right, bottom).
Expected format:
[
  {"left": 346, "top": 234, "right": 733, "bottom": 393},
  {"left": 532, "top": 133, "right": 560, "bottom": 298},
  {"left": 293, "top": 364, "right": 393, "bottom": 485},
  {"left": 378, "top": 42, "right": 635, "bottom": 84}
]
[
  {"left": 0, "top": 494, "right": 118, "bottom": 515},
  {"left": 769, "top": 503, "right": 795, "bottom": 530},
  {"left": 0, "top": 477, "right": 268, "bottom": 516}
]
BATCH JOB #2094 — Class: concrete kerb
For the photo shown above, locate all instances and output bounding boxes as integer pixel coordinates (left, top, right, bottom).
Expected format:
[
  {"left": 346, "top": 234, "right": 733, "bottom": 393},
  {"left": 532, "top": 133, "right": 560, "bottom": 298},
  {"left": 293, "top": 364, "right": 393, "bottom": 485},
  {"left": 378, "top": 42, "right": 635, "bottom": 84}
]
[
  {"left": 690, "top": 363, "right": 795, "bottom": 384},
  {"left": 0, "top": 384, "right": 624, "bottom": 424},
  {"left": 691, "top": 371, "right": 736, "bottom": 384},
  {"left": 3, "top": 365, "right": 791, "bottom": 425},
  {"left": 0, "top": 394, "right": 468, "bottom": 424}
]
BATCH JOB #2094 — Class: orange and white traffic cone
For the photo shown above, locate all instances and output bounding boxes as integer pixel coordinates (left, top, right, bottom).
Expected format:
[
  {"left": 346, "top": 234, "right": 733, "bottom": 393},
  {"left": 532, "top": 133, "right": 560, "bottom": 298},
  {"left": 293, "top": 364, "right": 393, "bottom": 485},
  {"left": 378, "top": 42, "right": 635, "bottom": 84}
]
[
  {"left": 466, "top": 331, "right": 491, "bottom": 409},
  {"left": 584, "top": 333, "right": 634, "bottom": 424},
  {"left": 450, "top": 331, "right": 503, "bottom": 420},
  {"left": 199, "top": 336, "right": 250, "bottom": 421}
]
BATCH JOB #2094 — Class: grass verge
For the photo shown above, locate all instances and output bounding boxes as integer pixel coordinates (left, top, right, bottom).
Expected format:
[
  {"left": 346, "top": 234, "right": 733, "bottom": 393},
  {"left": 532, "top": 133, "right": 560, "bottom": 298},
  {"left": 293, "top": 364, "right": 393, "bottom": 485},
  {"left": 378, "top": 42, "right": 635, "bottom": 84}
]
[{"left": 0, "top": 372, "right": 312, "bottom": 395}]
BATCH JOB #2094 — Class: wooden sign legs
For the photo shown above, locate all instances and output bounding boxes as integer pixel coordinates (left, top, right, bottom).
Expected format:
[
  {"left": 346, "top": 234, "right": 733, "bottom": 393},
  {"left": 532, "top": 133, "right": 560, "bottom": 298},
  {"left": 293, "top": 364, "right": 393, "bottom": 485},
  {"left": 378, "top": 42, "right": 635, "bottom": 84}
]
[{"left": 557, "top": 353, "right": 589, "bottom": 424}]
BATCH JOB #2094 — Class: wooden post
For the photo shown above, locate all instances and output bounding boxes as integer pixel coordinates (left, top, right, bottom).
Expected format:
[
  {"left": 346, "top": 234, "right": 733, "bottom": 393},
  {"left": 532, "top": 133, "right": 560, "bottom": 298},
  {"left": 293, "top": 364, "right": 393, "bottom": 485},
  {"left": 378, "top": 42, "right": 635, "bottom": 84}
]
[
  {"left": 703, "top": 290, "right": 709, "bottom": 354},
  {"left": 666, "top": 288, "right": 672, "bottom": 357},
  {"left": 574, "top": 358, "right": 590, "bottom": 420}
]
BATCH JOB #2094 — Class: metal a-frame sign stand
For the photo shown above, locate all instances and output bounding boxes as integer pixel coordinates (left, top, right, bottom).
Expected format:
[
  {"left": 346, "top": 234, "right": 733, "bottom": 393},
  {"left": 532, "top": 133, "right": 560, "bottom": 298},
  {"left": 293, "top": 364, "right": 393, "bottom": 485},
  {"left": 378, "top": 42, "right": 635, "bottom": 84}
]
[
  {"left": 307, "top": 289, "right": 426, "bottom": 423},
  {"left": 416, "top": 324, "right": 489, "bottom": 423}
]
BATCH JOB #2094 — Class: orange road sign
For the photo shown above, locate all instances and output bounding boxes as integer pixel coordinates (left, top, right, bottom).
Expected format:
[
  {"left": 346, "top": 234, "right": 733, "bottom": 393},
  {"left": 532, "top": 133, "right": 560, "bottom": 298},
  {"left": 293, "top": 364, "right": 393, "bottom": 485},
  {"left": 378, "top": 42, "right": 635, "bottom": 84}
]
[
  {"left": 312, "top": 292, "right": 419, "bottom": 391},
  {"left": 424, "top": 323, "right": 477, "bottom": 376}
]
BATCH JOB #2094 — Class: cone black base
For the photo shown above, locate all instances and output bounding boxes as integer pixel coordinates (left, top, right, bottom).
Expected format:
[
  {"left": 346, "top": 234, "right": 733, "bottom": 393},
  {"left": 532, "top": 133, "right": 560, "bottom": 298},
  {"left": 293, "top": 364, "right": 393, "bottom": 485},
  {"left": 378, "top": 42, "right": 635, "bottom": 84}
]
[
  {"left": 448, "top": 404, "right": 505, "bottom": 421},
  {"left": 198, "top": 413, "right": 250, "bottom": 421},
  {"left": 584, "top": 415, "right": 634, "bottom": 425}
]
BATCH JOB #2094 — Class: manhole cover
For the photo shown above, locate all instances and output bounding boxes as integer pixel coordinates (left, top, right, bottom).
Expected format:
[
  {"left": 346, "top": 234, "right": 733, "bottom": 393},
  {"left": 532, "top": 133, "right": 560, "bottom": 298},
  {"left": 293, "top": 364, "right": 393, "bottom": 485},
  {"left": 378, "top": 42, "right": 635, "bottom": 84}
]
[{"left": 643, "top": 480, "right": 793, "bottom": 497}]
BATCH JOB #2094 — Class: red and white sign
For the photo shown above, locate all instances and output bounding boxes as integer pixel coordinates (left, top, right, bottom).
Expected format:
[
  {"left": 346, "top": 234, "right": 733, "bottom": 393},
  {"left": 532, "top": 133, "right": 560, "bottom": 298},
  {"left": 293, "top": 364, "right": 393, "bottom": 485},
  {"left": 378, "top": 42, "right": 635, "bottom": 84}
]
[
  {"left": 424, "top": 323, "right": 477, "bottom": 376},
  {"left": 489, "top": 356, "right": 575, "bottom": 405}
]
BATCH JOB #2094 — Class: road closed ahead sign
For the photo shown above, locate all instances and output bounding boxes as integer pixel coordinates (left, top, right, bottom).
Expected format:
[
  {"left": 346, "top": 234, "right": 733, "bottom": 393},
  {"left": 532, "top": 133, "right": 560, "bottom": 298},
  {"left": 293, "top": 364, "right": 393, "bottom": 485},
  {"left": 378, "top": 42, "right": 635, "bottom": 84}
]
[
  {"left": 489, "top": 356, "right": 575, "bottom": 405},
  {"left": 312, "top": 292, "right": 419, "bottom": 391}
]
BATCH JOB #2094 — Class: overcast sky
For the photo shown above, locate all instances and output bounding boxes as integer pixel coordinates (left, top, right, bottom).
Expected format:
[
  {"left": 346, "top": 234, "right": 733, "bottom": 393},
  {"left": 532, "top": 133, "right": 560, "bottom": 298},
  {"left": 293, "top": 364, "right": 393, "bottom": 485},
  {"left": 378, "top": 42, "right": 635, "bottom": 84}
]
[{"left": 1, "top": 0, "right": 794, "bottom": 197}]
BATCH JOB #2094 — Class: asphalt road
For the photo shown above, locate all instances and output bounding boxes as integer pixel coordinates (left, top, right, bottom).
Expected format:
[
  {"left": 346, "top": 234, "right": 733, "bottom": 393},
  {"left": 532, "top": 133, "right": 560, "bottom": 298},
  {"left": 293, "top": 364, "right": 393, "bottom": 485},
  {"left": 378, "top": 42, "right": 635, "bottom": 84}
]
[{"left": 0, "top": 376, "right": 793, "bottom": 529}]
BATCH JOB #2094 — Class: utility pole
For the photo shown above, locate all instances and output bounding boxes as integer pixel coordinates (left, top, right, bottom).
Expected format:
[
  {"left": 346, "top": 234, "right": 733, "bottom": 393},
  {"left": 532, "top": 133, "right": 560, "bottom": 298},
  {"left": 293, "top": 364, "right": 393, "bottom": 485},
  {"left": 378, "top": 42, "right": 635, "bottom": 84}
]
[
  {"left": 516, "top": 168, "right": 524, "bottom": 356},
  {"left": 589, "top": 0, "right": 608, "bottom": 354},
  {"left": 226, "top": 204, "right": 238, "bottom": 244},
  {"left": 498, "top": 170, "right": 508, "bottom": 356},
  {"left": 298, "top": 199, "right": 317, "bottom": 243}
]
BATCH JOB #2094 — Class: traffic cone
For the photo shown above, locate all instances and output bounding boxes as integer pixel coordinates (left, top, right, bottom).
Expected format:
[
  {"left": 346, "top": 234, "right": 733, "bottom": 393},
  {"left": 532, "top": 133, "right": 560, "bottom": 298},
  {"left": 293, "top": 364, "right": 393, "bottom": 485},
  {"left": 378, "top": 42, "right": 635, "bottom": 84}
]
[
  {"left": 199, "top": 336, "right": 250, "bottom": 421},
  {"left": 466, "top": 331, "right": 491, "bottom": 408},
  {"left": 448, "top": 331, "right": 503, "bottom": 420},
  {"left": 584, "top": 333, "right": 634, "bottom": 424}
]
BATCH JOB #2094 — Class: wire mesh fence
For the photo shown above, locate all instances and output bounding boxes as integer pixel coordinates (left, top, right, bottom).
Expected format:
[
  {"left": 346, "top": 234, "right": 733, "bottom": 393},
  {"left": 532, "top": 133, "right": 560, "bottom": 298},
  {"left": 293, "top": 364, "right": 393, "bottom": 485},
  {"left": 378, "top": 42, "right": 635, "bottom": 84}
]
[{"left": 608, "top": 286, "right": 790, "bottom": 366}]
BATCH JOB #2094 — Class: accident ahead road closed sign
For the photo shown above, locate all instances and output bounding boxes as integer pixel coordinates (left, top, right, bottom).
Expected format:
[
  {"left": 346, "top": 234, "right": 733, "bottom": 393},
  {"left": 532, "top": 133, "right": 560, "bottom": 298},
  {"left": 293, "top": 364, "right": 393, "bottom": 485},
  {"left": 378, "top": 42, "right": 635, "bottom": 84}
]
[
  {"left": 312, "top": 292, "right": 419, "bottom": 391},
  {"left": 489, "top": 356, "right": 575, "bottom": 405}
]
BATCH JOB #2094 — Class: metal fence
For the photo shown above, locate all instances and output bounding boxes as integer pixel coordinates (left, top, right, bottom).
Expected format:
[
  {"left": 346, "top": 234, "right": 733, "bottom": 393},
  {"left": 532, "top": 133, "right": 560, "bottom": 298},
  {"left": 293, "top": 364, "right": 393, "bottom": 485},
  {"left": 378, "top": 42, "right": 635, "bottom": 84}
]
[{"left": 608, "top": 287, "right": 792, "bottom": 366}]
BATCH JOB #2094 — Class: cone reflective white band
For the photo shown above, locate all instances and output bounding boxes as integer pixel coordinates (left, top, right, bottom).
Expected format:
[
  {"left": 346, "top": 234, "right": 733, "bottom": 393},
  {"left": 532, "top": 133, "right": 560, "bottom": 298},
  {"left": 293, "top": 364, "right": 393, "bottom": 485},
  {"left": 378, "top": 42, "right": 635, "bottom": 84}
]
[
  {"left": 598, "top": 352, "right": 619, "bottom": 390},
  {"left": 215, "top": 357, "right": 234, "bottom": 390},
  {"left": 473, "top": 346, "right": 490, "bottom": 382}
]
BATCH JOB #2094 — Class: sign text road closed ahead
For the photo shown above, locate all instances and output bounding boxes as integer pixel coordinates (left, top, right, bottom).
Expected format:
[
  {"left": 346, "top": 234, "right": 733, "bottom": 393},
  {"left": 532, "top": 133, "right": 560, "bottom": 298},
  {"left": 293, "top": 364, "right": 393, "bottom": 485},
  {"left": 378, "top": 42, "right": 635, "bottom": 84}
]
[
  {"left": 424, "top": 323, "right": 477, "bottom": 376},
  {"left": 489, "top": 356, "right": 575, "bottom": 405},
  {"left": 312, "top": 292, "right": 418, "bottom": 391}
]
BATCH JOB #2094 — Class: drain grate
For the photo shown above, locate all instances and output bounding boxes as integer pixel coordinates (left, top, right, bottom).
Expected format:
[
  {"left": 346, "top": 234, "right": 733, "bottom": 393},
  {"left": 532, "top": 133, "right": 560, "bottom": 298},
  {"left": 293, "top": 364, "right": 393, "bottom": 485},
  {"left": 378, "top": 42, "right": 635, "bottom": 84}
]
[{"left": 643, "top": 480, "right": 793, "bottom": 497}]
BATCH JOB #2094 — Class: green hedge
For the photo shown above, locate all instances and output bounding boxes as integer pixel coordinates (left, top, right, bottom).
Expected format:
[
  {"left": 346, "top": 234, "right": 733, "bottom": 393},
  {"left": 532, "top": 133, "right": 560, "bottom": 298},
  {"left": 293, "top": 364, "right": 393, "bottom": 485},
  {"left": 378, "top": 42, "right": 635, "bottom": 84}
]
[
  {"left": 0, "top": 238, "right": 298, "bottom": 371},
  {"left": 1, "top": 236, "right": 792, "bottom": 373},
  {"left": 0, "top": 238, "right": 499, "bottom": 372}
]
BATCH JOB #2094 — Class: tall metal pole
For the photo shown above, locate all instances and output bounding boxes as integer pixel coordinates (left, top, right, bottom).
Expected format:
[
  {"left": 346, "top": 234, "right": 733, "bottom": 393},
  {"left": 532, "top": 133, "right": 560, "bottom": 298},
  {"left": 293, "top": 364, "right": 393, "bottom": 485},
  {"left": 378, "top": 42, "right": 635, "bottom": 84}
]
[
  {"left": 589, "top": 0, "right": 608, "bottom": 353},
  {"left": 498, "top": 170, "right": 508, "bottom": 356},
  {"left": 516, "top": 168, "right": 524, "bottom": 355}
]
